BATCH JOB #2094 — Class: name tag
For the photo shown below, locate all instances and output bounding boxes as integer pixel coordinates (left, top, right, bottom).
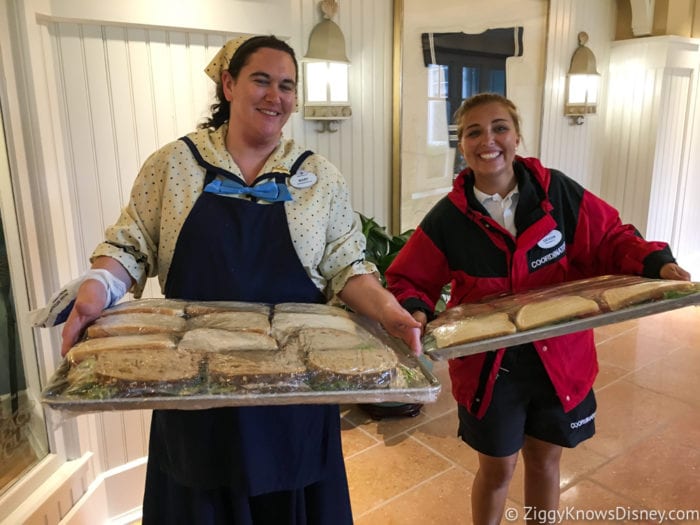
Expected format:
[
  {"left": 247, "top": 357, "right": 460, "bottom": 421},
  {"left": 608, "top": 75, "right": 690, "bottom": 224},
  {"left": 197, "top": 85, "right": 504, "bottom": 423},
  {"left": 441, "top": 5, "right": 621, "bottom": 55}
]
[
  {"left": 290, "top": 170, "right": 317, "bottom": 189},
  {"left": 538, "top": 229, "right": 563, "bottom": 249}
]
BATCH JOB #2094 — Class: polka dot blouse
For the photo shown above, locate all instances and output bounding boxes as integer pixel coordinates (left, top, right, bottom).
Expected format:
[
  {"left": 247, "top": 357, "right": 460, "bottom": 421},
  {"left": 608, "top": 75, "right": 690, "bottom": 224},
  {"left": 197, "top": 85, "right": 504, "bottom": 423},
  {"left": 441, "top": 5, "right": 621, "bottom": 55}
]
[{"left": 91, "top": 123, "right": 376, "bottom": 300}]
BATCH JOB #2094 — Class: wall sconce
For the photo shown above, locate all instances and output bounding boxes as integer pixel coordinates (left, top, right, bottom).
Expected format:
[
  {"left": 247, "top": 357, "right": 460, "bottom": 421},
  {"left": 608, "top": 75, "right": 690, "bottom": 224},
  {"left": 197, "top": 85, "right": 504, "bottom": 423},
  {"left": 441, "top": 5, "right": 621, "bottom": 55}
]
[
  {"left": 303, "top": 0, "right": 351, "bottom": 133},
  {"left": 565, "top": 32, "right": 600, "bottom": 125}
]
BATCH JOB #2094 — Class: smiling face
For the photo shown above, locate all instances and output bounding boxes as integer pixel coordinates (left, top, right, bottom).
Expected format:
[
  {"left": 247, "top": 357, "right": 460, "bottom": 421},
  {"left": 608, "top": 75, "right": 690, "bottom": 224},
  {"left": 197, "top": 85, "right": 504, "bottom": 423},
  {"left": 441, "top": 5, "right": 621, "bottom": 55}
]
[
  {"left": 457, "top": 101, "right": 521, "bottom": 195},
  {"left": 222, "top": 47, "right": 297, "bottom": 146}
]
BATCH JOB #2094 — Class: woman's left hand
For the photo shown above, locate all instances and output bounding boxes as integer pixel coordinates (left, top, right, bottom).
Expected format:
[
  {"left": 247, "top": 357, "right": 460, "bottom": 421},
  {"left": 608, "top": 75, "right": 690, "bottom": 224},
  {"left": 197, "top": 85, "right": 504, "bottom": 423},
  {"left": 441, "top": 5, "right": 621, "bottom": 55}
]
[
  {"left": 338, "top": 273, "right": 423, "bottom": 355},
  {"left": 659, "top": 262, "right": 691, "bottom": 281},
  {"left": 379, "top": 303, "right": 423, "bottom": 356}
]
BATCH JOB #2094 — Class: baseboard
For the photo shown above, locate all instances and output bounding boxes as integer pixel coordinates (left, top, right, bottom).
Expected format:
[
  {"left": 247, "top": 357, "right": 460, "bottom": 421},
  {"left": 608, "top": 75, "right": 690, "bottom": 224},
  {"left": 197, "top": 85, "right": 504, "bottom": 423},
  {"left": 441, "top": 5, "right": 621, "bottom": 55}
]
[
  {"left": 61, "top": 457, "right": 146, "bottom": 525},
  {"left": 0, "top": 453, "right": 92, "bottom": 525},
  {"left": 108, "top": 508, "right": 143, "bottom": 525}
]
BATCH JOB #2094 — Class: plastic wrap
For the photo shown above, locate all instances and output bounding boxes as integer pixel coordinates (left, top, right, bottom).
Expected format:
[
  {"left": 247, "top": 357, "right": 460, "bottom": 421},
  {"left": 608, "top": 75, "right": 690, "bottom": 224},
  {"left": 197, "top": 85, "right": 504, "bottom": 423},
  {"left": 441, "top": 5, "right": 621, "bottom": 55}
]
[
  {"left": 42, "top": 299, "right": 440, "bottom": 413},
  {"left": 423, "top": 275, "right": 700, "bottom": 360}
]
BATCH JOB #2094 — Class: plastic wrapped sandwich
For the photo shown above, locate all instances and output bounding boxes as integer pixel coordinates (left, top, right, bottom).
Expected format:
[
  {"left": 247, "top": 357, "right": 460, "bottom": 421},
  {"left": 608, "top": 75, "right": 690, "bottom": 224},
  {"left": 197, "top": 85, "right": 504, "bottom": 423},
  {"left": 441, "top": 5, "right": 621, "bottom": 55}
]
[
  {"left": 423, "top": 275, "right": 700, "bottom": 359},
  {"left": 42, "top": 299, "right": 440, "bottom": 412}
]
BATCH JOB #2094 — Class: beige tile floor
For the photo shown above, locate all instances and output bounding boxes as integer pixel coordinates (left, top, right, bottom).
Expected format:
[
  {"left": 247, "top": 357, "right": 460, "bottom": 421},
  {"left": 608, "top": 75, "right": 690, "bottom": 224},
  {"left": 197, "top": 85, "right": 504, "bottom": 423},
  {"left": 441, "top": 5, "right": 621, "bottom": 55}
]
[
  {"left": 128, "top": 306, "right": 700, "bottom": 524},
  {"left": 341, "top": 306, "right": 700, "bottom": 524}
]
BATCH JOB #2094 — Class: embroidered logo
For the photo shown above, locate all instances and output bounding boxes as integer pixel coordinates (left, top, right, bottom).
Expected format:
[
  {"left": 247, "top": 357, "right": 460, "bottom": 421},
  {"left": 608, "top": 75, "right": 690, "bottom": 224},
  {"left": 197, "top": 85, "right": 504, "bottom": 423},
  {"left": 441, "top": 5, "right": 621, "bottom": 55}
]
[
  {"left": 570, "top": 411, "right": 596, "bottom": 429},
  {"left": 527, "top": 229, "right": 566, "bottom": 271}
]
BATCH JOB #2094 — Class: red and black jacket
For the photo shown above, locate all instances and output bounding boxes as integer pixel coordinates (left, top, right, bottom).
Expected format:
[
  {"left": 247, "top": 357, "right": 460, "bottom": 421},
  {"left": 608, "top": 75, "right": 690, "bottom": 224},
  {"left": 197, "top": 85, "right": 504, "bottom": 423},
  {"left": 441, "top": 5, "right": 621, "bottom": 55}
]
[{"left": 386, "top": 156, "right": 675, "bottom": 417}]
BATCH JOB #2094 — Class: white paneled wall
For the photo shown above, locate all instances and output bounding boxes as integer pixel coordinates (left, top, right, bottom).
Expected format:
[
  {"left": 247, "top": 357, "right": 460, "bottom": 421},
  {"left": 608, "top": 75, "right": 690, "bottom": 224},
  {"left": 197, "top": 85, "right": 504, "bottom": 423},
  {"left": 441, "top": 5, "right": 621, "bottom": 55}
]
[
  {"left": 348, "top": 0, "right": 394, "bottom": 223},
  {"left": 646, "top": 71, "right": 691, "bottom": 243},
  {"left": 50, "top": 23, "right": 232, "bottom": 274},
  {"left": 677, "top": 93, "right": 700, "bottom": 274},
  {"left": 601, "top": 36, "right": 700, "bottom": 274},
  {"left": 292, "top": 0, "right": 394, "bottom": 225},
  {"left": 539, "top": 0, "right": 616, "bottom": 193}
]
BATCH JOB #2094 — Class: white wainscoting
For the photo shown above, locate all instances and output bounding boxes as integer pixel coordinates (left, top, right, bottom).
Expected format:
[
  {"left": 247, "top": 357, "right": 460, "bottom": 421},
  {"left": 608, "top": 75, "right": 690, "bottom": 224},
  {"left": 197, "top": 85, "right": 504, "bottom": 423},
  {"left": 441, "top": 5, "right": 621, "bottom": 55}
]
[
  {"left": 601, "top": 36, "right": 700, "bottom": 275},
  {"left": 539, "top": 0, "right": 616, "bottom": 194}
]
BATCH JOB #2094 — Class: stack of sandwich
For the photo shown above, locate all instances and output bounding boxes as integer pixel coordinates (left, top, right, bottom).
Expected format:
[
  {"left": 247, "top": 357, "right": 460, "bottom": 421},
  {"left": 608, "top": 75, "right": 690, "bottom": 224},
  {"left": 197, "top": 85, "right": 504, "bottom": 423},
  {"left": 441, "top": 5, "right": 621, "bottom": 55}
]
[{"left": 59, "top": 299, "right": 401, "bottom": 400}]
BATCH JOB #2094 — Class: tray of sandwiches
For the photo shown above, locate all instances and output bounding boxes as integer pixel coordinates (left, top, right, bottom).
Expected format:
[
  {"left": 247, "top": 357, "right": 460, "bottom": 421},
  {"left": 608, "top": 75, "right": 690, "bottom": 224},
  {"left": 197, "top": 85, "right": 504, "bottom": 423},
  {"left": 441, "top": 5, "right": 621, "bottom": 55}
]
[
  {"left": 42, "top": 300, "right": 440, "bottom": 413},
  {"left": 423, "top": 275, "right": 700, "bottom": 361}
]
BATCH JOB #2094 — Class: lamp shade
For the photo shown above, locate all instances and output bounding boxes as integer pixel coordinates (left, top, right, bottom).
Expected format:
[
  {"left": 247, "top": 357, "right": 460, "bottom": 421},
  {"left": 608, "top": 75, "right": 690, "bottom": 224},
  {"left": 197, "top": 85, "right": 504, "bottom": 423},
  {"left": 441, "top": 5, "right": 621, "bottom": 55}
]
[
  {"left": 568, "top": 34, "right": 599, "bottom": 76},
  {"left": 304, "top": 19, "right": 350, "bottom": 63},
  {"left": 565, "top": 32, "right": 600, "bottom": 122},
  {"left": 302, "top": 1, "right": 351, "bottom": 130}
]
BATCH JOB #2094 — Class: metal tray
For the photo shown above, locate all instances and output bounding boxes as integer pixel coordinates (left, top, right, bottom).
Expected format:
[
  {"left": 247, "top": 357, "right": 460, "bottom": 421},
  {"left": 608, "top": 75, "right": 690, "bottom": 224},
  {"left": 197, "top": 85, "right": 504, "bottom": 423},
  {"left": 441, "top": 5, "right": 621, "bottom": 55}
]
[
  {"left": 41, "top": 315, "right": 441, "bottom": 413},
  {"left": 424, "top": 290, "right": 700, "bottom": 361}
]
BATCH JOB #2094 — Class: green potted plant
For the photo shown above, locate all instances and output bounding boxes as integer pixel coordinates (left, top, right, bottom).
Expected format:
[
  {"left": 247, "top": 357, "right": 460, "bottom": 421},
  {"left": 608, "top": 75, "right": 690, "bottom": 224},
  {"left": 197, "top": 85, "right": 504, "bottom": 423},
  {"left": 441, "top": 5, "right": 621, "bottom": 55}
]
[
  {"left": 356, "top": 214, "right": 424, "bottom": 419},
  {"left": 359, "top": 215, "right": 414, "bottom": 286},
  {"left": 360, "top": 214, "right": 451, "bottom": 313}
]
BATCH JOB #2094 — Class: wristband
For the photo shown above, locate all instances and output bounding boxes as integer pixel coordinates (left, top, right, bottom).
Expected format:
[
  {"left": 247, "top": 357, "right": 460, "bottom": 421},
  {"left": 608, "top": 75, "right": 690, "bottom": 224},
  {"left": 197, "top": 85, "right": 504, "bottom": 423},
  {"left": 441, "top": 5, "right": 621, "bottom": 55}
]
[
  {"left": 83, "top": 268, "right": 128, "bottom": 309},
  {"left": 29, "top": 268, "right": 128, "bottom": 327}
]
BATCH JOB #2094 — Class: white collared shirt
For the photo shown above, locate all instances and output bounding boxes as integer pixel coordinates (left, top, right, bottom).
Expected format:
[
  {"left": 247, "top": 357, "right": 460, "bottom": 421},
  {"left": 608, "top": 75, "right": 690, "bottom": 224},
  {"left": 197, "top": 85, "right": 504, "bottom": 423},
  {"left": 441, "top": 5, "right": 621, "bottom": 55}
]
[{"left": 474, "top": 185, "right": 519, "bottom": 237}]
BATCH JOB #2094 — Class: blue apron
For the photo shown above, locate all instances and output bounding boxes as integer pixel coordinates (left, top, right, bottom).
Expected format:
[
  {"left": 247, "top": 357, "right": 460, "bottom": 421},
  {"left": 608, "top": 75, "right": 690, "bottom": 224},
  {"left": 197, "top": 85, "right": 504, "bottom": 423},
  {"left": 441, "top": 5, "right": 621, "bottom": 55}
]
[{"left": 142, "top": 137, "right": 352, "bottom": 525}]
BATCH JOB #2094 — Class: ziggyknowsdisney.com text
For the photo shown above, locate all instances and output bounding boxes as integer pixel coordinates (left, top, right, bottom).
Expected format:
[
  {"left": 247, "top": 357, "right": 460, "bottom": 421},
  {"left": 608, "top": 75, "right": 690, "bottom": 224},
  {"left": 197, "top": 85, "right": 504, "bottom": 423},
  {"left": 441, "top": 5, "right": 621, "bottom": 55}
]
[{"left": 505, "top": 505, "right": 700, "bottom": 523}]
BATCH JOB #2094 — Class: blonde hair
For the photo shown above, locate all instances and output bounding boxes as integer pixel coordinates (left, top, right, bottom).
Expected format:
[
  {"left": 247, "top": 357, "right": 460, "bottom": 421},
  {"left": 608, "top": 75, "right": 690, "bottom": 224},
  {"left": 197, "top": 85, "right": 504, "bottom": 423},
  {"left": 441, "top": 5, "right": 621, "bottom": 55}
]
[{"left": 454, "top": 93, "right": 522, "bottom": 140}]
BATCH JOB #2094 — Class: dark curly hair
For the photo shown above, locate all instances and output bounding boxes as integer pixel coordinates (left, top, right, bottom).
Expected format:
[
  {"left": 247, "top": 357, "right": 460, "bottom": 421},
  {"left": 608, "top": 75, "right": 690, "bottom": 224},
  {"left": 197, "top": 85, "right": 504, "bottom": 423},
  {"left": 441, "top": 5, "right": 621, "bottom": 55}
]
[{"left": 200, "top": 35, "right": 298, "bottom": 130}]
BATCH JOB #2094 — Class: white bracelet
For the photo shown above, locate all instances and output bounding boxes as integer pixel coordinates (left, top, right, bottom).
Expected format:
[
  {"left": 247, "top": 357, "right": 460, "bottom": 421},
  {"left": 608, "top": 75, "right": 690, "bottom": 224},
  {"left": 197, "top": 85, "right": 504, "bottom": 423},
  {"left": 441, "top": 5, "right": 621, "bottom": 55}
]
[{"left": 84, "top": 268, "right": 128, "bottom": 309}]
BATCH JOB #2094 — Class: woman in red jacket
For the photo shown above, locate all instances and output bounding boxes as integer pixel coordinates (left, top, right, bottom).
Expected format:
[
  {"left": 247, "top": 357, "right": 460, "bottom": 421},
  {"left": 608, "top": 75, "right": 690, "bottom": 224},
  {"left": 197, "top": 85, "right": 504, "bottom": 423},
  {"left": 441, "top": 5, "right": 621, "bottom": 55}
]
[{"left": 385, "top": 93, "right": 690, "bottom": 525}]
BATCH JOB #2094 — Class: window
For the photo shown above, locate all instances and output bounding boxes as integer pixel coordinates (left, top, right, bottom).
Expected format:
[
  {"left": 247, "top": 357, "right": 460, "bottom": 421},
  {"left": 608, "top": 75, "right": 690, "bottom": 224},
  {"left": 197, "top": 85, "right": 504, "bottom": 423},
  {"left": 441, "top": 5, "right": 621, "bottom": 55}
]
[
  {"left": 0, "top": 105, "right": 49, "bottom": 496},
  {"left": 421, "top": 28, "right": 521, "bottom": 177},
  {"left": 427, "top": 65, "right": 449, "bottom": 147}
]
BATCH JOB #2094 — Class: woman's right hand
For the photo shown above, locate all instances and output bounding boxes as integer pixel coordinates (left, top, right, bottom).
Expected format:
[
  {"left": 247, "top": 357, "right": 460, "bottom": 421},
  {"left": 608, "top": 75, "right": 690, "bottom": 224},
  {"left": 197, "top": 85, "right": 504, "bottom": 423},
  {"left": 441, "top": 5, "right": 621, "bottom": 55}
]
[
  {"left": 412, "top": 310, "right": 428, "bottom": 333},
  {"left": 60, "top": 279, "right": 108, "bottom": 356}
]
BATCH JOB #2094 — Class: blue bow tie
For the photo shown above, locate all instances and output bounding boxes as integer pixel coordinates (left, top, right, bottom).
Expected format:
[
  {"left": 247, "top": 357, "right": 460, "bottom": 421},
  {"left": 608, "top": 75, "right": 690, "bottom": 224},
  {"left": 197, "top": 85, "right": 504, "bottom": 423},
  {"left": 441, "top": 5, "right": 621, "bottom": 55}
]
[{"left": 204, "top": 178, "right": 292, "bottom": 202}]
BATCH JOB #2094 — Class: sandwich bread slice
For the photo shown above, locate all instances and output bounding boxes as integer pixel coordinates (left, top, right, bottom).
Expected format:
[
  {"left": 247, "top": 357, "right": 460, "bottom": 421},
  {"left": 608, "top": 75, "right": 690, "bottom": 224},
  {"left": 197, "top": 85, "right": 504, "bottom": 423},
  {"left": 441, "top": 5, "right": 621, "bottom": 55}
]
[
  {"left": 186, "top": 311, "right": 270, "bottom": 334},
  {"left": 185, "top": 301, "right": 271, "bottom": 317},
  {"left": 67, "top": 333, "right": 178, "bottom": 364},
  {"left": 427, "top": 303, "right": 497, "bottom": 330},
  {"left": 86, "top": 312, "right": 187, "bottom": 338},
  {"left": 94, "top": 348, "right": 202, "bottom": 384},
  {"left": 178, "top": 328, "right": 278, "bottom": 353},
  {"left": 271, "top": 312, "right": 362, "bottom": 342},
  {"left": 286, "top": 328, "right": 398, "bottom": 389},
  {"left": 427, "top": 312, "right": 517, "bottom": 348},
  {"left": 514, "top": 295, "right": 600, "bottom": 330},
  {"left": 101, "top": 298, "right": 187, "bottom": 317},
  {"left": 600, "top": 279, "right": 695, "bottom": 311},
  {"left": 207, "top": 349, "right": 307, "bottom": 389},
  {"left": 273, "top": 302, "right": 353, "bottom": 317}
]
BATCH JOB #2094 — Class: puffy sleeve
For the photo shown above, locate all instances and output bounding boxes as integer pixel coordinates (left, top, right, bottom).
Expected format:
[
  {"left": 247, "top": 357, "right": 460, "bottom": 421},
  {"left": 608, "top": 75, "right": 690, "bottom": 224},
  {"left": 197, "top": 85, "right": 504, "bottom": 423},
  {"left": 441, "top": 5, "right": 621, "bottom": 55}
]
[
  {"left": 316, "top": 160, "right": 376, "bottom": 298},
  {"left": 90, "top": 140, "right": 196, "bottom": 296},
  {"left": 284, "top": 153, "right": 377, "bottom": 301}
]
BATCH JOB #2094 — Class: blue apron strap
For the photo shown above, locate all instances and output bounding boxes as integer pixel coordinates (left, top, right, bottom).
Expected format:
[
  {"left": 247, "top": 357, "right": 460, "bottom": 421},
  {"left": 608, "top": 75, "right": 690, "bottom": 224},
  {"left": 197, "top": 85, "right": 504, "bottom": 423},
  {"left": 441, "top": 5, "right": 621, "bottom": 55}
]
[
  {"left": 179, "top": 135, "right": 245, "bottom": 186},
  {"left": 268, "top": 149, "right": 314, "bottom": 186},
  {"left": 180, "top": 137, "right": 314, "bottom": 188},
  {"left": 290, "top": 150, "right": 314, "bottom": 174}
]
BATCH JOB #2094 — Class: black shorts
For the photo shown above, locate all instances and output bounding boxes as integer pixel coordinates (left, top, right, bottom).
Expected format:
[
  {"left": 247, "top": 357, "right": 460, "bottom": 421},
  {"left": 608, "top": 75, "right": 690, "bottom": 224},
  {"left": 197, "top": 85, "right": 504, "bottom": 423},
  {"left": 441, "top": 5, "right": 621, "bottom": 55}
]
[{"left": 457, "top": 344, "right": 596, "bottom": 457}]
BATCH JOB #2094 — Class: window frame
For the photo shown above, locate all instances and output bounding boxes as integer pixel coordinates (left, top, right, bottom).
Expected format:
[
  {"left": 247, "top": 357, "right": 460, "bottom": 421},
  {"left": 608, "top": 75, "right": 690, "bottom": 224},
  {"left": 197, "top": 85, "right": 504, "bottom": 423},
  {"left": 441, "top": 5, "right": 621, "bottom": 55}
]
[{"left": 0, "top": 92, "right": 70, "bottom": 521}]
